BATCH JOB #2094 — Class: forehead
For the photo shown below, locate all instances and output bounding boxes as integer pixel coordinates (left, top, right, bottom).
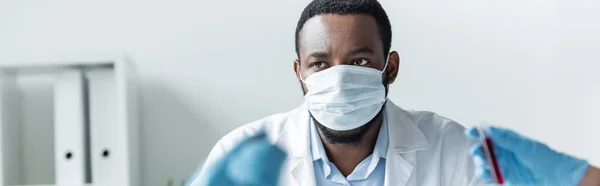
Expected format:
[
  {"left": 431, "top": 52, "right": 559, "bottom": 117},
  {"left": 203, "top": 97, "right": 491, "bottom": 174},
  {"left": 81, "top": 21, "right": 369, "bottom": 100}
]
[{"left": 298, "top": 14, "right": 382, "bottom": 58}]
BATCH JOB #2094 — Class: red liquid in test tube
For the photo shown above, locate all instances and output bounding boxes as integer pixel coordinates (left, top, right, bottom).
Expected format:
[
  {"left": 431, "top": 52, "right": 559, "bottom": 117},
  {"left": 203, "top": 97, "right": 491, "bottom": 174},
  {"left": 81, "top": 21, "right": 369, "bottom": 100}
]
[{"left": 485, "top": 137, "right": 504, "bottom": 184}]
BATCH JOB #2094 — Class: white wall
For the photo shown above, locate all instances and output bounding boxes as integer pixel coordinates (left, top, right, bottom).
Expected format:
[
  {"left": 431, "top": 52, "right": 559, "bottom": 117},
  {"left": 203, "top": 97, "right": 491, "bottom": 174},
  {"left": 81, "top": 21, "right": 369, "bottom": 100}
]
[{"left": 0, "top": 0, "right": 598, "bottom": 185}]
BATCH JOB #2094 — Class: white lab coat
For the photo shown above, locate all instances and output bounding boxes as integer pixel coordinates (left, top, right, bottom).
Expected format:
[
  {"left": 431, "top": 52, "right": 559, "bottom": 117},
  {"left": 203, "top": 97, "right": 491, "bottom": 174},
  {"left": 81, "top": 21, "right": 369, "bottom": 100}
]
[{"left": 191, "top": 101, "right": 482, "bottom": 186}]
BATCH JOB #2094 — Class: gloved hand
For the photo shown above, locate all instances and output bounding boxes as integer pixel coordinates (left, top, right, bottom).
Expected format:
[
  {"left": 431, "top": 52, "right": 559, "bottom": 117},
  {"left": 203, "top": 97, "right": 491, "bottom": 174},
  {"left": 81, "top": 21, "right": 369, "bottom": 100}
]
[
  {"left": 197, "top": 133, "right": 287, "bottom": 186},
  {"left": 464, "top": 127, "right": 589, "bottom": 186}
]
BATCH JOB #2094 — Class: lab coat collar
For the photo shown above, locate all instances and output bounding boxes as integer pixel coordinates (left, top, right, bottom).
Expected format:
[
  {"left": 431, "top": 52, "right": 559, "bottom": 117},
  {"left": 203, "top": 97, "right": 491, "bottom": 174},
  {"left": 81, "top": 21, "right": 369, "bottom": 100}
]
[
  {"left": 274, "top": 100, "right": 429, "bottom": 186},
  {"left": 272, "top": 103, "right": 315, "bottom": 186},
  {"left": 384, "top": 100, "right": 429, "bottom": 153},
  {"left": 383, "top": 100, "right": 429, "bottom": 185},
  {"left": 272, "top": 103, "right": 312, "bottom": 158}
]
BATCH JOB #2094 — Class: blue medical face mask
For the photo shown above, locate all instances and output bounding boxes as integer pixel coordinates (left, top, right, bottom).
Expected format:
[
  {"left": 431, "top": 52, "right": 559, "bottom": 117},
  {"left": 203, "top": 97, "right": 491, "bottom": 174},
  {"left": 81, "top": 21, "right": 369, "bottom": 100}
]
[{"left": 300, "top": 56, "right": 389, "bottom": 131}]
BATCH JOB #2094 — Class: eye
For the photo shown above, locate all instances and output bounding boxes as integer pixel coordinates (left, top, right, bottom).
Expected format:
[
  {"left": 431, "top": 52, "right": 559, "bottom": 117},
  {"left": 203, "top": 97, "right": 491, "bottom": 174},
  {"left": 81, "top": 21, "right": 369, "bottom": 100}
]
[
  {"left": 309, "top": 62, "right": 328, "bottom": 69},
  {"left": 352, "top": 58, "right": 370, "bottom": 66}
]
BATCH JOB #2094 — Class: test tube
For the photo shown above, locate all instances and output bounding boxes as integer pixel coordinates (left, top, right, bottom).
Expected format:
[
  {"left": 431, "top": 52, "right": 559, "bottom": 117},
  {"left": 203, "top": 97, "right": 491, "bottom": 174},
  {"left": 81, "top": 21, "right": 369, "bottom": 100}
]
[{"left": 477, "top": 127, "right": 504, "bottom": 184}]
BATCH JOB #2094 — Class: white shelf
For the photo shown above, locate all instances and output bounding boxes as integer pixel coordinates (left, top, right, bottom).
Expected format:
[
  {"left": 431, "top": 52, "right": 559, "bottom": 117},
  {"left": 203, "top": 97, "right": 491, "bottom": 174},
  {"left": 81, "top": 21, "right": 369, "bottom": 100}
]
[{"left": 0, "top": 55, "right": 139, "bottom": 186}]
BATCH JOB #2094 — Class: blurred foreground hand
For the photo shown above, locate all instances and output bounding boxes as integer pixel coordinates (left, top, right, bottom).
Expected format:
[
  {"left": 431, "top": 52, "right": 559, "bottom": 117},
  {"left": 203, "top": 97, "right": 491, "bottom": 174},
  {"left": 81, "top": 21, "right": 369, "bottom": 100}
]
[{"left": 194, "top": 134, "right": 286, "bottom": 186}]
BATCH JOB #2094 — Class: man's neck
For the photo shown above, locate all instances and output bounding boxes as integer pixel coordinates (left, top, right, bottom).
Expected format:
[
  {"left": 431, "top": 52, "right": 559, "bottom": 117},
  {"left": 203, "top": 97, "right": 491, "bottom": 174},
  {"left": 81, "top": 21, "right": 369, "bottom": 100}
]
[{"left": 318, "top": 116, "right": 382, "bottom": 177}]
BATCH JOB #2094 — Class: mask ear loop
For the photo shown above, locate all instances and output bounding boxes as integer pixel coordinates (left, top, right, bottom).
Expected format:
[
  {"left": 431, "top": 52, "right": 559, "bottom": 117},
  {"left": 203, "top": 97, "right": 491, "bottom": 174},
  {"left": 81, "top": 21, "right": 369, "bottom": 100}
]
[
  {"left": 382, "top": 54, "right": 391, "bottom": 100},
  {"left": 299, "top": 71, "right": 306, "bottom": 83},
  {"left": 381, "top": 54, "right": 390, "bottom": 74}
]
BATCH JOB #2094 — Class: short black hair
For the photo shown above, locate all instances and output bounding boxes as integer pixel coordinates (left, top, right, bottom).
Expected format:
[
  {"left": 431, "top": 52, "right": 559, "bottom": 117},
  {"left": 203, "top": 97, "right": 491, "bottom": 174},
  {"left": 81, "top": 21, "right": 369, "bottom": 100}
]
[{"left": 295, "top": 0, "right": 392, "bottom": 59}]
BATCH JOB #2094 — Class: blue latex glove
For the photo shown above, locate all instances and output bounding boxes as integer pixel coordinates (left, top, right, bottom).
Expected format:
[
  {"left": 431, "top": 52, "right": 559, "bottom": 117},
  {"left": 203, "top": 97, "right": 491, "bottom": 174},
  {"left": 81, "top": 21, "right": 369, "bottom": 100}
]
[
  {"left": 196, "top": 133, "right": 286, "bottom": 186},
  {"left": 464, "top": 127, "right": 589, "bottom": 186}
]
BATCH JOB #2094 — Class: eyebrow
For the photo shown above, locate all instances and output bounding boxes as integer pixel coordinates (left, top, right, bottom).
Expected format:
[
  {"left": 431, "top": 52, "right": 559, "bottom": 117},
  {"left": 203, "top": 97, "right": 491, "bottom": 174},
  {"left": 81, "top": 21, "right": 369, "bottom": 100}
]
[
  {"left": 350, "top": 47, "right": 375, "bottom": 55},
  {"left": 308, "top": 52, "right": 329, "bottom": 58},
  {"left": 307, "top": 47, "right": 374, "bottom": 59}
]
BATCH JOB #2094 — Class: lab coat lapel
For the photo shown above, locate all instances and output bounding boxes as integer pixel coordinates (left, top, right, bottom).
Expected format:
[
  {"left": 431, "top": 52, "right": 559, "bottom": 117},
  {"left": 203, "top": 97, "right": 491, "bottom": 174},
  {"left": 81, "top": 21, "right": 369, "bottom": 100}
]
[
  {"left": 384, "top": 151, "right": 414, "bottom": 186},
  {"left": 383, "top": 101, "right": 429, "bottom": 186},
  {"left": 290, "top": 156, "right": 316, "bottom": 186},
  {"left": 273, "top": 104, "right": 316, "bottom": 186}
]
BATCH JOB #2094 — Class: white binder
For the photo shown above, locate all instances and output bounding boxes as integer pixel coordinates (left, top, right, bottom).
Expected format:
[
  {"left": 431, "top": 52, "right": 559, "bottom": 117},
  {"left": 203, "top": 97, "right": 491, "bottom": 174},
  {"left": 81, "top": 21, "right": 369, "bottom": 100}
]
[
  {"left": 53, "top": 69, "right": 91, "bottom": 186},
  {"left": 86, "top": 60, "right": 139, "bottom": 186},
  {"left": 87, "top": 68, "right": 126, "bottom": 186}
]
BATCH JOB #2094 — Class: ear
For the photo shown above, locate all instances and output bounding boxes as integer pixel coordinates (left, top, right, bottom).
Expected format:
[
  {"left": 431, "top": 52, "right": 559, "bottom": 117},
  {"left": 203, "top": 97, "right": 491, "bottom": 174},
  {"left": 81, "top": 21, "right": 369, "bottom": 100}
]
[
  {"left": 294, "top": 59, "right": 302, "bottom": 82},
  {"left": 385, "top": 51, "right": 400, "bottom": 84}
]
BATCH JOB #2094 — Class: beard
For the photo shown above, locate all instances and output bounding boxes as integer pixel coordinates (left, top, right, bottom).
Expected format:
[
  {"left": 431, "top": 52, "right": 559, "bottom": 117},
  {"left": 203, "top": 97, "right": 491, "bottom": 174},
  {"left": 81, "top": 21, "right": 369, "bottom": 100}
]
[{"left": 312, "top": 107, "right": 384, "bottom": 145}]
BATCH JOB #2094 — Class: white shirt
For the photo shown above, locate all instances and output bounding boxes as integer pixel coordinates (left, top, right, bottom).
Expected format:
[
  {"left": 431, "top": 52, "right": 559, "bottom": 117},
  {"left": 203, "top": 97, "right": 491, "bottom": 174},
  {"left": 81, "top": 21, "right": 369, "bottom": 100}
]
[
  {"left": 310, "top": 113, "right": 388, "bottom": 186},
  {"left": 190, "top": 101, "right": 483, "bottom": 186}
]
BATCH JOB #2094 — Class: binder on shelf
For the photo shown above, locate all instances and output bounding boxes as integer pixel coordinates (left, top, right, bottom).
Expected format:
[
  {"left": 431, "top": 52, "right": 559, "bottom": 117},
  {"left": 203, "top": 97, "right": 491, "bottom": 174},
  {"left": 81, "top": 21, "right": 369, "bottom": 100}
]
[
  {"left": 87, "top": 68, "right": 117, "bottom": 185},
  {"left": 53, "top": 69, "right": 91, "bottom": 185},
  {"left": 86, "top": 59, "right": 139, "bottom": 186},
  {"left": 87, "top": 68, "right": 127, "bottom": 186}
]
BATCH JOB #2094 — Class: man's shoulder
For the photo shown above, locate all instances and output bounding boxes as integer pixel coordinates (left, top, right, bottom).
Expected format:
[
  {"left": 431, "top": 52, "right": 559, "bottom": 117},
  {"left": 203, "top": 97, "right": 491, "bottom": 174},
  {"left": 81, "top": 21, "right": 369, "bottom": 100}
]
[
  {"left": 405, "top": 110, "right": 465, "bottom": 132},
  {"left": 402, "top": 109, "right": 468, "bottom": 144}
]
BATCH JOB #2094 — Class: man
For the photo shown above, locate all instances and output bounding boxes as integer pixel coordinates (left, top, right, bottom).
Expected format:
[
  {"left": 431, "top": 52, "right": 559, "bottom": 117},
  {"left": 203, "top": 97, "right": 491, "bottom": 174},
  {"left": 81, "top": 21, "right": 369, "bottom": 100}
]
[{"left": 191, "top": 0, "right": 478, "bottom": 185}]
